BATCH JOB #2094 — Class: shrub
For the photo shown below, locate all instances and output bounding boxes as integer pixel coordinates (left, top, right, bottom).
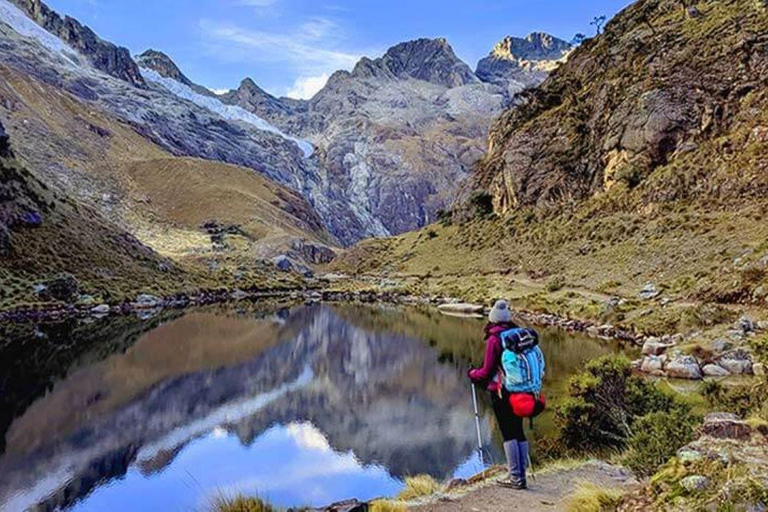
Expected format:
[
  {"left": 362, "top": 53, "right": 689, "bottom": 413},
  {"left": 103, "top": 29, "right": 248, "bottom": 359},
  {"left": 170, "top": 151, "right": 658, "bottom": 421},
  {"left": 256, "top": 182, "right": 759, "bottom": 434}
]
[
  {"left": 426, "top": 229, "right": 438, "bottom": 239},
  {"left": 567, "top": 481, "right": 624, "bottom": 512},
  {"left": 623, "top": 409, "right": 700, "bottom": 477},
  {"left": 557, "top": 355, "right": 684, "bottom": 451},
  {"left": 701, "top": 380, "right": 766, "bottom": 418},
  {"left": 750, "top": 336, "right": 768, "bottom": 363},
  {"left": 546, "top": 275, "right": 566, "bottom": 292},
  {"left": 397, "top": 475, "right": 441, "bottom": 500},
  {"left": 468, "top": 191, "right": 494, "bottom": 218}
]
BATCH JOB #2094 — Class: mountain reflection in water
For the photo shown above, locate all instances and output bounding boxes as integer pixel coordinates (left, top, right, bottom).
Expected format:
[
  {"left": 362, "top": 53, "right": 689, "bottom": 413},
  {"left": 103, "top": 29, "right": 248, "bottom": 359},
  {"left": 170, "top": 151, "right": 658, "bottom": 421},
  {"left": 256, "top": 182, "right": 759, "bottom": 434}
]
[{"left": 0, "top": 303, "right": 624, "bottom": 511}]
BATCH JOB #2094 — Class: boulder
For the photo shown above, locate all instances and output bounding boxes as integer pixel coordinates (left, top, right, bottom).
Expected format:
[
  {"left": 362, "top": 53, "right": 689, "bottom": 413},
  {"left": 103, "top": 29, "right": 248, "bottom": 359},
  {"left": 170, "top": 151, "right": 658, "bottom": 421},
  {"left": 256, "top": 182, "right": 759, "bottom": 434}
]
[
  {"left": 717, "top": 349, "right": 753, "bottom": 375},
  {"left": 641, "top": 355, "right": 666, "bottom": 373},
  {"left": 712, "top": 339, "right": 733, "bottom": 353},
  {"left": 437, "top": 303, "right": 485, "bottom": 314},
  {"left": 665, "top": 355, "right": 703, "bottom": 380},
  {"left": 272, "top": 255, "right": 293, "bottom": 272},
  {"left": 680, "top": 475, "right": 708, "bottom": 492},
  {"left": 740, "top": 316, "right": 756, "bottom": 334},
  {"left": 642, "top": 339, "right": 675, "bottom": 356},
  {"left": 701, "top": 413, "right": 752, "bottom": 440},
  {"left": 639, "top": 283, "right": 660, "bottom": 300},
  {"left": 91, "top": 304, "right": 110, "bottom": 316},
  {"left": 702, "top": 364, "right": 730, "bottom": 377}
]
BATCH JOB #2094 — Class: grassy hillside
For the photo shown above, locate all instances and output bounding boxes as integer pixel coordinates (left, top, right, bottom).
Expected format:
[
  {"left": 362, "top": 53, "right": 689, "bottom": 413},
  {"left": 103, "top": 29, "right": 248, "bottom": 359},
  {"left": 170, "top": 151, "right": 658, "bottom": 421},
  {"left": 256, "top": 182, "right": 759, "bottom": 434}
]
[
  {"left": 335, "top": 0, "right": 768, "bottom": 336},
  {"left": 0, "top": 60, "right": 338, "bottom": 309}
]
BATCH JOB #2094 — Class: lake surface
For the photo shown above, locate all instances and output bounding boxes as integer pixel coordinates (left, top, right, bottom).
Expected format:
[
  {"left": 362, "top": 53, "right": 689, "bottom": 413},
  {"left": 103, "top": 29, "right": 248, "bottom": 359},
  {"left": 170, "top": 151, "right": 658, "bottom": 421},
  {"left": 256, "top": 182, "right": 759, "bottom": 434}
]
[{"left": 0, "top": 303, "right": 627, "bottom": 511}]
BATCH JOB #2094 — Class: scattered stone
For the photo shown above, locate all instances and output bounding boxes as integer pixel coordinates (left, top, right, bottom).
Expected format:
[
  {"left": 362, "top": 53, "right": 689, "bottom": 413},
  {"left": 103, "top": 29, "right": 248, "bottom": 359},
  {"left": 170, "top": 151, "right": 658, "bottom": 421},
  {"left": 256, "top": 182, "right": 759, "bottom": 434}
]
[
  {"left": 91, "top": 304, "right": 110, "bottom": 316},
  {"left": 701, "top": 413, "right": 752, "bottom": 440},
  {"left": 133, "top": 294, "right": 162, "bottom": 309},
  {"left": 702, "top": 364, "right": 730, "bottom": 377},
  {"left": 712, "top": 339, "right": 733, "bottom": 353},
  {"left": 680, "top": 475, "right": 709, "bottom": 493},
  {"left": 314, "top": 499, "right": 367, "bottom": 512},
  {"left": 678, "top": 449, "right": 704, "bottom": 464},
  {"left": 757, "top": 320, "right": 768, "bottom": 331},
  {"left": 753, "top": 363, "right": 766, "bottom": 377},
  {"left": 230, "top": 289, "right": 249, "bottom": 301},
  {"left": 665, "top": 355, "right": 703, "bottom": 380},
  {"left": 639, "top": 283, "right": 660, "bottom": 300},
  {"left": 444, "top": 478, "right": 469, "bottom": 492},
  {"left": 717, "top": 349, "right": 753, "bottom": 375},
  {"left": 740, "top": 316, "right": 756, "bottom": 334},
  {"left": 78, "top": 294, "right": 97, "bottom": 306}
]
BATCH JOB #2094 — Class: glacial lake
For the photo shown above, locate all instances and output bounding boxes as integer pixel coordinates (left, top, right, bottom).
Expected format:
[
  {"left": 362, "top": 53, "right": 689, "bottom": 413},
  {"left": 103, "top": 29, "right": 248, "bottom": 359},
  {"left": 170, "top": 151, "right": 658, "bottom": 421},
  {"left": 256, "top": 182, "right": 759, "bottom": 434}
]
[{"left": 0, "top": 303, "right": 628, "bottom": 511}]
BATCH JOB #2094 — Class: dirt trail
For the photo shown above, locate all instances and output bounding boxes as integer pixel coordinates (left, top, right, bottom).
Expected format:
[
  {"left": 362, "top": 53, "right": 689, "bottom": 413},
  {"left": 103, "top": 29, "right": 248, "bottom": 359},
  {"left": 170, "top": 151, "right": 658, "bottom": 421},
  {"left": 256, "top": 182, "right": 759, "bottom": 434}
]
[{"left": 411, "top": 461, "right": 636, "bottom": 512}]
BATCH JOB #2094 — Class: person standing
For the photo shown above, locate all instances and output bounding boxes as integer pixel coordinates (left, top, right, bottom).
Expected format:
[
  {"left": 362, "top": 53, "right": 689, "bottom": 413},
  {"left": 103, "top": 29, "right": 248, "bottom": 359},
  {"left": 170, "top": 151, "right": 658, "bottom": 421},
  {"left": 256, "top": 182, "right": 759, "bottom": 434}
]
[{"left": 468, "top": 300, "right": 529, "bottom": 489}]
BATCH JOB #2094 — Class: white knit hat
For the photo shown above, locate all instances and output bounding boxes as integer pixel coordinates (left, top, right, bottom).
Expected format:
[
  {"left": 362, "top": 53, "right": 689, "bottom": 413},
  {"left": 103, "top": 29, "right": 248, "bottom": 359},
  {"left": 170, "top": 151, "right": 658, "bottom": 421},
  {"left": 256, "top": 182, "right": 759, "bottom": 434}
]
[{"left": 489, "top": 299, "right": 512, "bottom": 323}]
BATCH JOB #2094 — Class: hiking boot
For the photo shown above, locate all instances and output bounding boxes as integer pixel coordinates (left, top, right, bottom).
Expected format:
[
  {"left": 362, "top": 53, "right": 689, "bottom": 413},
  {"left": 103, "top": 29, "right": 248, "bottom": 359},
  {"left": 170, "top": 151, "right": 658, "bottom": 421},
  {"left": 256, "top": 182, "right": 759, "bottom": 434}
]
[
  {"left": 496, "top": 477, "right": 527, "bottom": 489},
  {"left": 518, "top": 441, "right": 530, "bottom": 488},
  {"left": 502, "top": 441, "right": 527, "bottom": 490}
]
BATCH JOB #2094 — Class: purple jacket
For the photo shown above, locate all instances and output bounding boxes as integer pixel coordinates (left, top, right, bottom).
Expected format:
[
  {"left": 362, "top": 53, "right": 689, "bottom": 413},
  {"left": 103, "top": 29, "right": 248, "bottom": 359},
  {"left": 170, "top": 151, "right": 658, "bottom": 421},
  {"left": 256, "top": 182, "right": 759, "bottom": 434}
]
[{"left": 468, "top": 322, "right": 518, "bottom": 393}]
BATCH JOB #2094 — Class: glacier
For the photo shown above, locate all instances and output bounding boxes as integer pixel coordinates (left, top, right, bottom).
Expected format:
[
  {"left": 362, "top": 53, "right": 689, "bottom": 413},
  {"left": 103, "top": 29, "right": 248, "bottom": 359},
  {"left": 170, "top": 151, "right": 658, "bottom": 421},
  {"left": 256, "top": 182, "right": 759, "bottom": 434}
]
[
  {"left": 0, "top": 0, "right": 80, "bottom": 67},
  {"left": 140, "top": 67, "right": 315, "bottom": 158}
]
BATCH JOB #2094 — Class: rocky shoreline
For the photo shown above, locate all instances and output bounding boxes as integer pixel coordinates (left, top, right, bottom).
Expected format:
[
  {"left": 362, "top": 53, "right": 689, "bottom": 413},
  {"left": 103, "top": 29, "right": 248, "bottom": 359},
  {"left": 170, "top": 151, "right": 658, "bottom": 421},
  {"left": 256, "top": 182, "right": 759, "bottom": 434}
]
[{"left": 1, "top": 286, "right": 649, "bottom": 352}]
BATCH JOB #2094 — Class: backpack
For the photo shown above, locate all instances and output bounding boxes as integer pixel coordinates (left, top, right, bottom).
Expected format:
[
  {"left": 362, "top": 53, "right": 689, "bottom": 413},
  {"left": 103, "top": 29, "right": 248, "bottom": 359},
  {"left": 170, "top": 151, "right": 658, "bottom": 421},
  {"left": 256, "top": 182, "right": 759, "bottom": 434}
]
[{"left": 500, "top": 328, "right": 546, "bottom": 394}]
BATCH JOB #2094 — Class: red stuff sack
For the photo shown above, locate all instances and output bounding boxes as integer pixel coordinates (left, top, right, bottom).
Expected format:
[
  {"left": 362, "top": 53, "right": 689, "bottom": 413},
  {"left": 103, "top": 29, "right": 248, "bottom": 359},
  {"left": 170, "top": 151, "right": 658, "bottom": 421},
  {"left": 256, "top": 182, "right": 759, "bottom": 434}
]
[{"left": 509, "top": 392, "right": 546, "bottom": 418}]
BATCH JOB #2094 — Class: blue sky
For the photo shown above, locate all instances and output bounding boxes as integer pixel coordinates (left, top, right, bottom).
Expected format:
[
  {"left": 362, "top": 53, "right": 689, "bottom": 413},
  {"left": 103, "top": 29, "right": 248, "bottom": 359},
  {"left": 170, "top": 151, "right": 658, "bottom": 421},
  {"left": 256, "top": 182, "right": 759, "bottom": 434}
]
[{"left": 46, "top": 0, "right": 633, "bottom": 99}]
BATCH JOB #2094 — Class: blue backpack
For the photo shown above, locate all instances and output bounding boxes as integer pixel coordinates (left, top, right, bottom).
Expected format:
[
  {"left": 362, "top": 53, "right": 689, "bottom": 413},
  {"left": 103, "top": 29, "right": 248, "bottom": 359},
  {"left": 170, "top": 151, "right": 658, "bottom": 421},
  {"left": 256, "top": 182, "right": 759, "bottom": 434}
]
[{"left": 500, "top": 328, "right": 545, "bottom": 393}]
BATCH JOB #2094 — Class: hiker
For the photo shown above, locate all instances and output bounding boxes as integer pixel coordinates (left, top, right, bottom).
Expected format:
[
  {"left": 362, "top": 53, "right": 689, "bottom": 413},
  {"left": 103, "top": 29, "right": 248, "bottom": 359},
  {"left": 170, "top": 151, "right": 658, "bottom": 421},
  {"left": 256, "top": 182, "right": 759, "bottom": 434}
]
[{"left": 468, "top": 299, "right": 532, "bottom": 490}]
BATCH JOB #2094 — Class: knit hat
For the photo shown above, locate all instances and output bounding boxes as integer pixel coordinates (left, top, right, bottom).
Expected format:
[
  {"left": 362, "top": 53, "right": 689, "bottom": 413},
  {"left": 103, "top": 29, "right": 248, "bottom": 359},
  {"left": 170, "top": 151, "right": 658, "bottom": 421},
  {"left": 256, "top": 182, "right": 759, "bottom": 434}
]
[{"left": 489, "top": 299, "right": 512, "bottom": 324}]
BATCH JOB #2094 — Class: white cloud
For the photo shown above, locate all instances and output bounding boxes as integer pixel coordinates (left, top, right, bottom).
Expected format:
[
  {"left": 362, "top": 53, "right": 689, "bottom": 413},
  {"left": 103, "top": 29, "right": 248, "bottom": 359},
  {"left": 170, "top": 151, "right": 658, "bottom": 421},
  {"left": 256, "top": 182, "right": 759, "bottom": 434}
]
[
  {"left": 286, "top": 74, "right": 329, "bottom": 100},
  {"left": 198, "top": 15, "right": 370, "bottom": 97}
]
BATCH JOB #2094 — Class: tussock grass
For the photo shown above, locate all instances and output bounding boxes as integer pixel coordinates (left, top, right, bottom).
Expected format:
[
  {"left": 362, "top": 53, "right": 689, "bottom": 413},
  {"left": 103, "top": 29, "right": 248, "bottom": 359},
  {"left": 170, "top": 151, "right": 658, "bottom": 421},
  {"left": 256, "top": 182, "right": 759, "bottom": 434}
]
[
  {"left": 396, "top": 475, "right": 441, "bottom": 501},
  {"left": 369, "top": 500, "right": 406, "bottom": 512},
  {"left": 566, "top": 481, "right": 624, "bottom": 512},
  {"left": 209, "top": 495, "right": 276, "bottom": 512}
]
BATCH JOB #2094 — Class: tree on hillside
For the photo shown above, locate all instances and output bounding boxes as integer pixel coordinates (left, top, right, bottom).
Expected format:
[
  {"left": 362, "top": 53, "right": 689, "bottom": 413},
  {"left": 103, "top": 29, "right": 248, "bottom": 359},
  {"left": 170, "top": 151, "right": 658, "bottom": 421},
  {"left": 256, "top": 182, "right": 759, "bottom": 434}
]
[
  {"left": 571, "top": 33, "right": 587, "bottom": 46},
  {"left": 591, "top": 15, "right": 607, "bottom": 35}
]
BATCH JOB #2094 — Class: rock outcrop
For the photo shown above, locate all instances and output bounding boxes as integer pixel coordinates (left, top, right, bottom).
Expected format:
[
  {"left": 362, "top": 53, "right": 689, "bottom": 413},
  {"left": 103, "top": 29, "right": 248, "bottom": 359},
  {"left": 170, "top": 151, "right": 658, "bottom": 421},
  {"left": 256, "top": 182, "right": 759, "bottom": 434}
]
[
  {"left": 7, "top": 0, "right": 145, "bottom": 86},
  {"left": 474, "top": 0, "right": 768, "bottom": 214}
]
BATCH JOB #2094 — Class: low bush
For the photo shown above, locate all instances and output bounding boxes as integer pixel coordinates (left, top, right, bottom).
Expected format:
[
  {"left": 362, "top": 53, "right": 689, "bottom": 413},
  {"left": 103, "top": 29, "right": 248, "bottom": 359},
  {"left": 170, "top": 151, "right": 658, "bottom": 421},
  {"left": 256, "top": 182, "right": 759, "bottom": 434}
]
[
  {"left": 557, "top": 355, "right": 686, "bottom": 451},
  {"left": 546, "top": 275, "right": 566, "bottom": 292},
  {"left": 623, "top": 409, "right": 700, "bottom": 477}
]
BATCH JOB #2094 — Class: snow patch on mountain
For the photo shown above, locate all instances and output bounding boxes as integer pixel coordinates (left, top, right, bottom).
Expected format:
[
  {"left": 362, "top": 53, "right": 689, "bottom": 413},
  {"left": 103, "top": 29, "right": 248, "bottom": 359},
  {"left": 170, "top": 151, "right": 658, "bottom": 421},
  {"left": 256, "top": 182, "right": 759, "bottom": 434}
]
[
  {"left": 140, "top": 67, "right": 314, "bottom": 158},
  {"left": 0, "top": 0, "right": 79, "bottom": 66}
]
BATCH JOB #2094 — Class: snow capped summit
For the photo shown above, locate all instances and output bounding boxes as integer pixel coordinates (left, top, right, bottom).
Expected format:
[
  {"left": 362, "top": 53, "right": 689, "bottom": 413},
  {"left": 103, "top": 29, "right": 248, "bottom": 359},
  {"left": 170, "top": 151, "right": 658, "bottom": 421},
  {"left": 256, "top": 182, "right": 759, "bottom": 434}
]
[{"left": 139, "top": 67, "right": 314, "bottom": 158}]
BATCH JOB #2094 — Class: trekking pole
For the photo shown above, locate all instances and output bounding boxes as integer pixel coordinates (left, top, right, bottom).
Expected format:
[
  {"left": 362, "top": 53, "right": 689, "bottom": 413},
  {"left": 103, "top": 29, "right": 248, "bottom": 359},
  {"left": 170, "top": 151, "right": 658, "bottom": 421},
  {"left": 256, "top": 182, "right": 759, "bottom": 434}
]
[{"left": 470, "top": 382, "right": 486, "bottom": 470}]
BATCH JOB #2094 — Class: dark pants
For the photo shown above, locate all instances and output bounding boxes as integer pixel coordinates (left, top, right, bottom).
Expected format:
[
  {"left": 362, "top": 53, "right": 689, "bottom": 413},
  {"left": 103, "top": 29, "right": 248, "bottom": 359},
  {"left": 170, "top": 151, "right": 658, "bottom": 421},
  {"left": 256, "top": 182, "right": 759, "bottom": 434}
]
[{"left": 491, "top": 391, "right": 526, "bottom": 442}]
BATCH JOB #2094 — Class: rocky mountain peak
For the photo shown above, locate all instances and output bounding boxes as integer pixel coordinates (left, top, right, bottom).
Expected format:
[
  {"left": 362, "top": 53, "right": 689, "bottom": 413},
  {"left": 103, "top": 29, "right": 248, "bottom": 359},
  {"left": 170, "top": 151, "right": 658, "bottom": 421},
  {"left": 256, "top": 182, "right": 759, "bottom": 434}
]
[
  {"left": 352, "top": 37, "right": 478, "bottom": 88},
  {"left": 135, "top": 49, "right": 192, "bottom": 86},
  {"left": 476, "top": 32, "right": 571, "bottom": 94},
  {"left": 490, "top": 32, "right": 572, "bottom": 62},
  {"left": 8, "top": 0, "right": 145, "bottom": 87}
]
